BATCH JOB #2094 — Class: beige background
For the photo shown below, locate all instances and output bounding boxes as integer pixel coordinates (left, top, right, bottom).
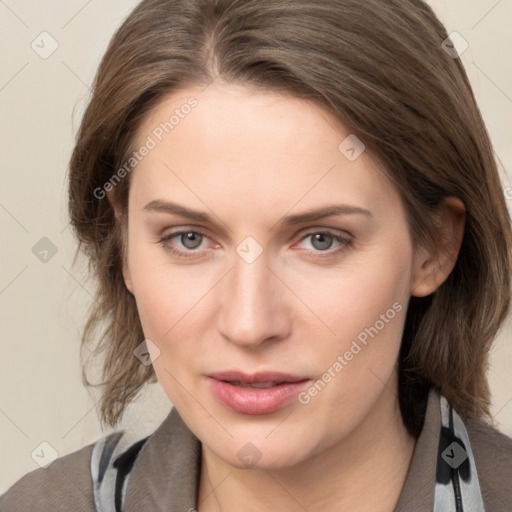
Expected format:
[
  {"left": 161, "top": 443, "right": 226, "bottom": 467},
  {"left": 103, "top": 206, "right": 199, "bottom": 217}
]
[{"left": 0, "top": 0, "right": 511, "bottom": 493}]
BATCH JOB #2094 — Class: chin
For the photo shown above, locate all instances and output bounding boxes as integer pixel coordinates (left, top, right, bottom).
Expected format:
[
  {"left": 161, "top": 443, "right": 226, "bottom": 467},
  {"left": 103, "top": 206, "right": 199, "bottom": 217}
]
[{"left": 212, "top": 437, "right": 310, "bottom": 471}]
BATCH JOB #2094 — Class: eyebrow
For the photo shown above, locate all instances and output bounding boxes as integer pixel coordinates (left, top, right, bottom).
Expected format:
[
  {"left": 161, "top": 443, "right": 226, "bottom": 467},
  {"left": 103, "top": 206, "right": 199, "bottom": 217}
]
[{"left": 143, "top": 200, "right": 372, "bottom": 227}]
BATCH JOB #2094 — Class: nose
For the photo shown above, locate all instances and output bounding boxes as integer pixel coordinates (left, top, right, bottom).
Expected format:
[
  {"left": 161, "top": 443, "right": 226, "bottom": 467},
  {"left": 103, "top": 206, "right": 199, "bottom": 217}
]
[{"left": 216, "top": 251, "right": 291, "bottom": 348}]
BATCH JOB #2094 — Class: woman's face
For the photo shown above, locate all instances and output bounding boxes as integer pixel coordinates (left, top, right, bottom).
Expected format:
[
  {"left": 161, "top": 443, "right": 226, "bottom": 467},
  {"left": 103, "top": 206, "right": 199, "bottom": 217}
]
[{"left": 122, "top": 82, "right": 427, "bottom": 469}]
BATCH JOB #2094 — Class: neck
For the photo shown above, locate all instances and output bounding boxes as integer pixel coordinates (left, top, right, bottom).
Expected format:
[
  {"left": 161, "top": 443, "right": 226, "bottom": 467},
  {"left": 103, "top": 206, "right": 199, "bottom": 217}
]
[{"left": 197, "top": 387, "right": 417, "bottom": 512}]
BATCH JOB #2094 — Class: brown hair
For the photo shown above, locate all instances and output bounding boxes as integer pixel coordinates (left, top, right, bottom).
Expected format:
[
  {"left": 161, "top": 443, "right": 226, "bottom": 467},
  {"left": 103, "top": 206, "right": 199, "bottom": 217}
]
[{"left": 68, "top": 0, "right": 511, "bottom": 435}]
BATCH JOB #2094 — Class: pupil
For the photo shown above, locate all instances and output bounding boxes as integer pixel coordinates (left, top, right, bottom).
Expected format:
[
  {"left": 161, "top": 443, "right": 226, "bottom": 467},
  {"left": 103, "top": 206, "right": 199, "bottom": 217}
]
[
  {"left": 182, "top": 232, "right": 202, "bottom": 249},
  {"left": 312, "top": 233, "right": 333, "bottom": 251}
]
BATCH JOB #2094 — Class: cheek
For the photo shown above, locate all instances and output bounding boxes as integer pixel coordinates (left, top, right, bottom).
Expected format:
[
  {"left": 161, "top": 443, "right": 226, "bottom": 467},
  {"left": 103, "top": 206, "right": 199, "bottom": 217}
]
[
  {"left": 299, "top": 236, "right": 413, "bottom": 400},
  {"left": 126, "top": 238, "right": 180, "bottom": 339},
  {"left": 294, "top": 236, "right": 412, "bottom": 348},
  {"left": 335, "top": 254, "right": 409, "bottom": 332},
  {"left": 126, "top": 239, "right": 217, "bottom": 375},
  {"left": 127, "top": 250, "right": 204, "bottom": 405},
  {"left": 126, "top": 225, "right": 192, "bottom": 320}
]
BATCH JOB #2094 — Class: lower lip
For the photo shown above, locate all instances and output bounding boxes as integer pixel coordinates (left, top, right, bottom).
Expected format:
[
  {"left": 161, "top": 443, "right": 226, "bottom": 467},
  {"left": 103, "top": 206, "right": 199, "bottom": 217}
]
[{"left": 207, "top": 377, "right": 310, "bottom": 414}]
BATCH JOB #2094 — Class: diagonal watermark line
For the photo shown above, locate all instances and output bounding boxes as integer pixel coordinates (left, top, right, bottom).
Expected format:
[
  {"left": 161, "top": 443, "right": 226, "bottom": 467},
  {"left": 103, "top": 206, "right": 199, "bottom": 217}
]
[
  {"left": 164, "top": 266, "right": 233, "bottom": 336},
  {"left": 366, "top": 367, "right": 447, "bottom": 486},
  {"left": 264, "top": 472, "right": 308, "bottom": 511},
  {"left": 163, "top": 163, "right": 232, "bottom": 233},
  {"left": 61, "top": 400, "right": 99, "bottom": 439},
  {"left": 61, "top": 265, "right": 127, "bottom": 336},
  {"left": 0, "top": 62, "right": 29, "bottom": 92},
  {"left": 60, "top": 265, "right": 95, "bottom": 298},
  {"left": 201, "top": 72, "right": 221, "bottom": 93},
  {"left": 197, "top": 469, "right": 234, "bottom": 506},
  {"left": 368, "top": 365, "right": 443, "bottom": 473},
  {"left": 264, "top": 409, "right": 294, "bottom": 439},
  {"left": 163, "top": 367, "right": 234, "bottom": 438},
  {"left": 61, "top": 0, "right": 94, "bottom": 29},
  {"left": 0, "top": 0, "right": 29, "bottom": 28},
  {"left": 367, "top": 367, "right": 398, "bottom": 399},
  {"left": 471, "top": 0, "right": 504, "bottom": 30},
  {"left": 265, "top": 266, "right": 337, "bottom": 336},
  {"left": 0, "top": 203, "right": 29, "bottom": 233},
  {"left": 267, "top": 164, "right": 337, "bottom": 233},
  {"left": 61, "top": 60, "right": 91, "bottom": 91},
  {"left": 0, "top": 408, "right": 29, "bottom": 438},
  {"left": 472, "top": 61, "right": 512, "bottom": 104},
  {"left": 0, "top": 265, "right": 28, "bottom": 295},
  {"left": 493, "top": 397, "right": 512, "bottom": 419}
]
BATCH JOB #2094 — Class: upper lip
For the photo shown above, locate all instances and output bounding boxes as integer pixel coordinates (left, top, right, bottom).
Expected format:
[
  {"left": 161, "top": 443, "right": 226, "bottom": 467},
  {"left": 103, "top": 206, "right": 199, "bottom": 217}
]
[{"left": 207, "top": 371, "right": 309, "bottom": 384}]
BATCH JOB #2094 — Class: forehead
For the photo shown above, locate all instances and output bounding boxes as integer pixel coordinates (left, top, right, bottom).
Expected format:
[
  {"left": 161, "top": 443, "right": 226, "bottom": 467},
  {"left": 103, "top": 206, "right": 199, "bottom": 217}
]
[{"left": 129, "top": 83, "right": 398, "bottom": 221}]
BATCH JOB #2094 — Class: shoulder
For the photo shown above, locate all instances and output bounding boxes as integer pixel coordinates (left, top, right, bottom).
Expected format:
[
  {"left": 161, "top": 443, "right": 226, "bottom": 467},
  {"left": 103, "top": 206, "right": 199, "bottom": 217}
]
[
  {"left": 465, "top": 416, "right": 512, "bottom": 508},
  {"left": 0, "top": 429, "right": 147, "bottom": 512},
  {"left": 0, "top": 442, "right": 96, "bottom": 512}
]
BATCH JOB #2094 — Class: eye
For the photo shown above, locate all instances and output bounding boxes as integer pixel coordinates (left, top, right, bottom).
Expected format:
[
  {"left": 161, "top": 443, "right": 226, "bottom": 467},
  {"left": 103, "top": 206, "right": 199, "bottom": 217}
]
[
  {"left": 177, "top": 231, "right": 204, "bottom": 249},
  {"left": 159, "top": 229, "right": 211, "bottom": 258},
  {"left": 296, "top": 230, "right": 352, "bottom": 256},
  {"left": 158, "top": 228, "right": 352, "bottom": 260},
  {"left": 308, "top": 233, "right": 335, "bottom": 251}
]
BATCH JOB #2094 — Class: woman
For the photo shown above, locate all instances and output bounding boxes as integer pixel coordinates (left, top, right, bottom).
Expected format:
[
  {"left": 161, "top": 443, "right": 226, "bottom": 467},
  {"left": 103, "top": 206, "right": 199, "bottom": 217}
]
[{"left": 1, "top": 0, "right": 511, "bottom": 510}]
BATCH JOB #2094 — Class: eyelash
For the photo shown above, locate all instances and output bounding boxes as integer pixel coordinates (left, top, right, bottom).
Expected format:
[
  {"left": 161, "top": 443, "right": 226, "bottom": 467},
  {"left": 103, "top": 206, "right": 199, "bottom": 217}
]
[{"left": 158, "top": 228, "right": 352, "bottom": 260}]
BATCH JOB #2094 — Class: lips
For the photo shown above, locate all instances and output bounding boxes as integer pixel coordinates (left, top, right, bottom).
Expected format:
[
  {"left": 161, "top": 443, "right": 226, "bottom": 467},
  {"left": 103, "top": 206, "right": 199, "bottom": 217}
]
[
  {"left": 228, "top": 381, "right": 280, "bottom": 388},
  {"left": 207, "top": 371, "right": 311, "bottom": 414},
  {"left": 208, "top": 370, "right": 308, "bottom": 385}
]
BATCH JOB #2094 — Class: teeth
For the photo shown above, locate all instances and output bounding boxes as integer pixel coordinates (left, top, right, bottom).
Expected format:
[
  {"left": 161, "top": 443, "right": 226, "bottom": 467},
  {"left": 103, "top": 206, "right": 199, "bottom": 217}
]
[{"left": 229, "top": 381, "right": 279, "bottom": 388}]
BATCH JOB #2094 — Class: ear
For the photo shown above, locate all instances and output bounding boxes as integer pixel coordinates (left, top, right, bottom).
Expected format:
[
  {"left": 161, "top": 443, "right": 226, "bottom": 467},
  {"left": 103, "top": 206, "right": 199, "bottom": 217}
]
[
  {"left": 410, "top": 197, "right": 465, "bottom": 297},
  {"left": 106, "top": 190, "right": 134, "bottom": 295}
]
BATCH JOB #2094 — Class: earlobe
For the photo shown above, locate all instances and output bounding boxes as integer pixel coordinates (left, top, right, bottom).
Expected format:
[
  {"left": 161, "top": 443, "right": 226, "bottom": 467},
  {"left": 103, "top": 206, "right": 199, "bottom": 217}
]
[{"left": 411, "top": 197, "right": 466, "bottom": 297}]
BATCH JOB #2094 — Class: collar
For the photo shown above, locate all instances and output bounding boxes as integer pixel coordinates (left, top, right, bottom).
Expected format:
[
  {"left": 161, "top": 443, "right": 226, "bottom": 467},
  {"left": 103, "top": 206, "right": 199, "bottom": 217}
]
[{"left": 394, "top": 390, "right": 485, "bottom": 511}]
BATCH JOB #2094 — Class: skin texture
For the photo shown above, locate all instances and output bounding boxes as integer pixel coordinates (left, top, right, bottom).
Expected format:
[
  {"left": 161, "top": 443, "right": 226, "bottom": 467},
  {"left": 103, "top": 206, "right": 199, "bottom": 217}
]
[{"left": 119, "top": 82, "right": 465, "bottom": 511}]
